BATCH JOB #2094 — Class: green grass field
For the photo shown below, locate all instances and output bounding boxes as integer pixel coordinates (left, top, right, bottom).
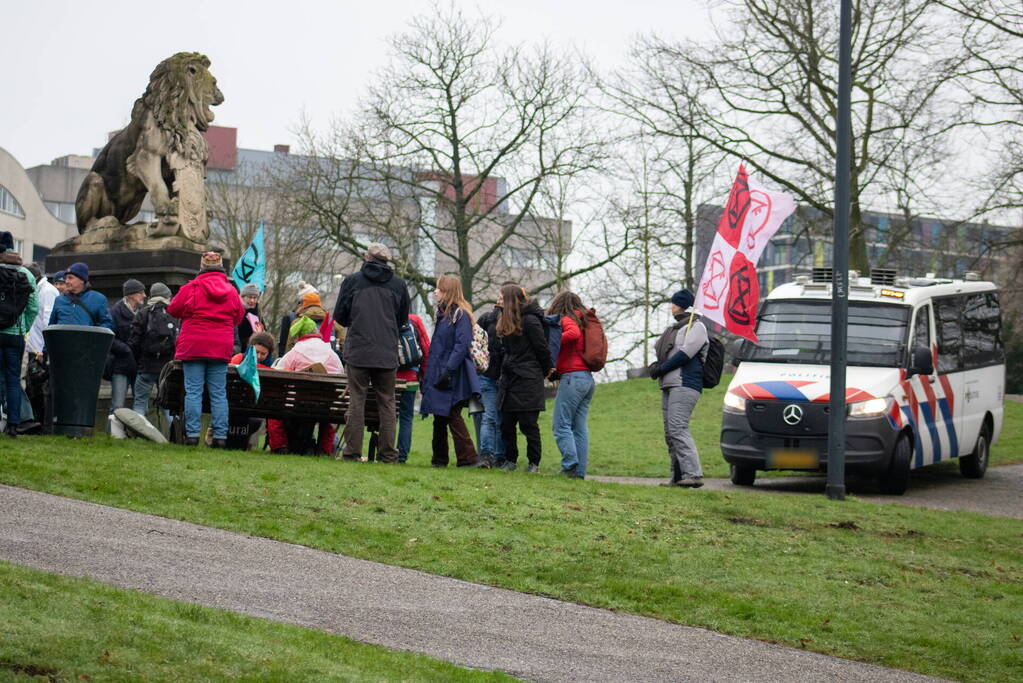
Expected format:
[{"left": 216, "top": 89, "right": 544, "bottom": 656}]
[
  {"left": 0, "top": 560, "right": 513, "bottom": 682},
  {"left": 1, "top": 420, "right": 1021, "bottom": 681},
  {"left": 412, "top": 375, "right": 1023, "bottom": 478}
]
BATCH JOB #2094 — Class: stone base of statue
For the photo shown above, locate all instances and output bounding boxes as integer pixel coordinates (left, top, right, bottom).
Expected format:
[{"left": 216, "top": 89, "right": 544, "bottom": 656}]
[
  {"left": 45, "top": 247, "right": 230, "bottom": 301},
  {"left": 51, "top": 216, "right": 209, "bottom": 255}
]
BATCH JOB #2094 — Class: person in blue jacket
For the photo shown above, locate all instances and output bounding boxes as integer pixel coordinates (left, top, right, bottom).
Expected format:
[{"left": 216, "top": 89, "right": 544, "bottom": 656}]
[
  {"left": 46, "top": 262, "right": 113, "bottom": 330},
  {"left": 419, "top": 275, "right": 484, "bottom": 468}
]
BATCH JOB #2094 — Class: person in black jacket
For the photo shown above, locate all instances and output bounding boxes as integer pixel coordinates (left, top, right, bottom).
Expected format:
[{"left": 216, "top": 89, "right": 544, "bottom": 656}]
[
  {"left": 129, "top": 282, "right": 179, "bottom": 427},
  {"left": 236, "top": 283, "right": 266, "bottom": 352},
  {"left": 108, "top": 279, "right": 145, "bottom": 413},
  {"left": 334, "top": 243, "right": 410, "bottom": 463},
  {"left": 496, "top": 284, "right": 552, "bottom": 473},
  {"left": 475, "top": 284, "right": 514, "bottom": 468}
]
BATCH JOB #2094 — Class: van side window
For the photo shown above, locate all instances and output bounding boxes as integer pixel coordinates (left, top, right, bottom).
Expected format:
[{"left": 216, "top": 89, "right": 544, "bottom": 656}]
[
  {"left": 962, "top": 291, "right": 1003, "bottom": 368},
  {"left": 934, "top": 297, "right": 963, "bottom": 373},
  {"left": 912, "top": 305, "right": 930, "bottom": 351}
]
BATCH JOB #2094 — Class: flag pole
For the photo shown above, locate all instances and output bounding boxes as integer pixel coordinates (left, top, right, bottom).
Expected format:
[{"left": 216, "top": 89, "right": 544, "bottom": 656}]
[{"left": 827, "top": 0, "right": 853, "bottom": 502}]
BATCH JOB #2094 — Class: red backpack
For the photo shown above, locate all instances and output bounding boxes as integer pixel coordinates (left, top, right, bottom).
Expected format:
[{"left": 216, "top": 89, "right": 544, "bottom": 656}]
[{"left": 580, "top": 308, "right": 608, "bottom": 372}]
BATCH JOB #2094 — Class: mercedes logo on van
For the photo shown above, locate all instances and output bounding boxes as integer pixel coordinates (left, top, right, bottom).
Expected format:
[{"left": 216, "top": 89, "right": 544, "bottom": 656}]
[{"left": 782, "top": 404, "right": 804, "bottom": 425}]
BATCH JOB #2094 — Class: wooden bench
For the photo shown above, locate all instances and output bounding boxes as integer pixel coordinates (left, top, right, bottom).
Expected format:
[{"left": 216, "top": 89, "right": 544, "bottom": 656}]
[{"left": 157, "top": 360, "right": 406, "bottom": 450}]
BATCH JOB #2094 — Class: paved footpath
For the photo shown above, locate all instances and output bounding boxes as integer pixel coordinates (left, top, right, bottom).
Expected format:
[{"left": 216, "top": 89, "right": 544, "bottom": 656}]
[
  {"left": 0, "top": 484, "right": 943, "bottom": 683},
  {"left": 595, "top": 463, "right": 1023, "bottom": 520}
]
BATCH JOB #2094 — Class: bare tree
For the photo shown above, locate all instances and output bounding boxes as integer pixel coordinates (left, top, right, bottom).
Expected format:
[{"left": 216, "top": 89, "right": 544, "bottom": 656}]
[
  {"left": 206, "top": 160, "right": 338, "bottom": 338},
  {"left": 285, "top": 2, "right": 614, "bottom": 309},
  {"left": 613, "top": 1, "right": 968, "bottom": 273}
]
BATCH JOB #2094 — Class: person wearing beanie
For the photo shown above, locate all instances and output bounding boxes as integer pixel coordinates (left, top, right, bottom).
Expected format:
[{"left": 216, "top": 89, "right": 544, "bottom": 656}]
[
  {"left": 279, "top": 281, "right": 318, "bottom": 354},
  {"left": 46, "top": 261, "right": 113, "bottom": 331},
  {"left": 334, "top": 243, "right": 410, "bottom": 463},
  {"left": 235, "top": 282, "right": 266, "bottom": 352},
  {"left": 52, "top": 270, "right": 67, "bottom": 294},
  {"left": 169, "top": 259, "right": 245, "bottom": 448},
  {"left": 129, "top": 282, "right": 178, "bottom": 429},
  {"left": 286, "top": 289, "right": 345, "bottom": 353},
  {"left": 0, "top": 231, "right": 39, "bottom": 437},
  {"left": 106, "top": 279, "right": 148, "bottom": 414},
  {"left": 648, "top": 289, "right": 708, "bottom": 488},
  {"left": 268, "top": 316, "right": 341, "bottom": 455}
]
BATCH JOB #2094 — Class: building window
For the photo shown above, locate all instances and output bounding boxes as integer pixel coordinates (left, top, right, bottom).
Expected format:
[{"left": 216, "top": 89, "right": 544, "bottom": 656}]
[
  {"left": 0, "top": 185, "right": 25, "bottom": 218},
  {"left": 44, "top": 200, "right": 76, "bottom": 224},
  {"left": 501, "top": 246, "right": 556, "bottom": 271}
]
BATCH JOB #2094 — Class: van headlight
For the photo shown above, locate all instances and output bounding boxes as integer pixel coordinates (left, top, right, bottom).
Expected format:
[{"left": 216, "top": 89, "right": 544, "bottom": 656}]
[
  {"left": 848, "top": 397, "right": 889, "bottom": 418},
  {"left": 723, "top": 392, "right": 747, "bottom": 413}
]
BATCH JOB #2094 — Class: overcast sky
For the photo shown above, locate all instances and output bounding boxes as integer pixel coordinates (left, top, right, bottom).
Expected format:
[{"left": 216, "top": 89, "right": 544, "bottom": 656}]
[{"left": 2, "top": 0, "right": 713, "bottom": 169}]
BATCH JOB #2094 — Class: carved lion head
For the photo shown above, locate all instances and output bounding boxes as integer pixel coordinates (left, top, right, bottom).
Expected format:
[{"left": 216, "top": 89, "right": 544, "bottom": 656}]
[{"left": 142, "top": 52, "right": 225, "bottom": 144}]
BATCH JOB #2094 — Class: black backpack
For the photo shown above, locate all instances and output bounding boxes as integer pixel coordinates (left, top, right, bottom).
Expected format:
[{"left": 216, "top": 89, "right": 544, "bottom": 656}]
[
  {"left": 0, "top": 264, "right": 33, "bottom": 330},
  {"left": 701, "top": 335, "right": 726, "bottom": 389},
  {"left": 143, "top": 303, "right": 180, "bottom": 357}
]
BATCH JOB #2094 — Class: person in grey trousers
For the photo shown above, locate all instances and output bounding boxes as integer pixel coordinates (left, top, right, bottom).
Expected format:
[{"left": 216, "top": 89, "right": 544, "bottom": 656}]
[{"left": 649, "top": 289, "right": 707, "bottom": 487}]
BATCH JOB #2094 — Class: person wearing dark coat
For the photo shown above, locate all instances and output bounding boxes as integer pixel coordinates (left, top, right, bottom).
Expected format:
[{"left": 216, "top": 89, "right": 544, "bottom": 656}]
[
  {"left": 334, "top": 243, "right": 410, "bottom": 462},
  {"left": 475, "top": 294, "right": 507, "bottom": 467},
  {"left": 419, "top": 275, "right": 483, "bottom": 468},
  {"left": 235, "top": 282, "right": 267, "bottom": 353},
  {"left": 107, "top": 278, "right": 146, "bottom": 413},
  {"left": 129, "top": 282, "right": 178, "bottom": 426},
  {"left": 496, "top": 285, "right": 553, "bottom": 472}
]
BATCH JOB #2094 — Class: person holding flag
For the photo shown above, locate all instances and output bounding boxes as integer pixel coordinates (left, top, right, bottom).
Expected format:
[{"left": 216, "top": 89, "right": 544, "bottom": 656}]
[
  {"left": 649, "top": 290, "right": 708, "bottom": 488},
  {"left": 232, "top": 223, "right": 267, "bottom": 351}
]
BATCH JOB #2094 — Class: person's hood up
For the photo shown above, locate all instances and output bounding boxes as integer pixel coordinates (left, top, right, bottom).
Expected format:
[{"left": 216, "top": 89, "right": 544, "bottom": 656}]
[
  {"left": 193, "top": 270, "right": 235, "bottom": 303},
  {"left": 0, "top": 251, "right": 23, "bottom": 266},
  {"left": 361, "top": 260, "right": 394, "bottom": 284}
]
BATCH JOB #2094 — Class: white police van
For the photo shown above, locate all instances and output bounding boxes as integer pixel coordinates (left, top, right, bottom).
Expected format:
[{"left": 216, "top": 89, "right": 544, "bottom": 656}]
[{"left": 720, "top": 268, "right": 1005, "bottom": 494}]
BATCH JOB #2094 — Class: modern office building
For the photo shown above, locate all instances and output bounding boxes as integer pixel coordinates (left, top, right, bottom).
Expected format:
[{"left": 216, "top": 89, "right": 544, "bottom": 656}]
[{"left": 0, "top": 146, "right": 77, "bottom": 264}]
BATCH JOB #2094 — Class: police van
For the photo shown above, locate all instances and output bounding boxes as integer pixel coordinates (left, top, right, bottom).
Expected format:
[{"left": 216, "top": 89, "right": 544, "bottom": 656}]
[{"left": 720, "top": 268, "right": 1005, "bottom": 494}]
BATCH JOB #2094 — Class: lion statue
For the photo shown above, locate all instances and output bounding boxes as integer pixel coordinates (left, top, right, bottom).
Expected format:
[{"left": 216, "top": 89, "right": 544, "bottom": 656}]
[{"left": 75, "top": 52, "right": 224, "bottom": 242}]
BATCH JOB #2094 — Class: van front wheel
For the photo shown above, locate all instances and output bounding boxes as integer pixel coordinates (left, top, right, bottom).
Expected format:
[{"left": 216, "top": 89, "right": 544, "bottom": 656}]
[
  {"left": 959, "top": 424, "right": 990, "bottom": 479},
  {"left": 730, "top": 463, "right": 756, "bottom": 486},
  {"left": 878, "top": 434, "right": 911, "bottom": 495}
]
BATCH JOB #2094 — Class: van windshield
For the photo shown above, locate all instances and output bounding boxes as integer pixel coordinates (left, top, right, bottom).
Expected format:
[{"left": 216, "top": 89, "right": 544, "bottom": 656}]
[{"left": 738, "top": 300, "right": 910, "bottom": 367}]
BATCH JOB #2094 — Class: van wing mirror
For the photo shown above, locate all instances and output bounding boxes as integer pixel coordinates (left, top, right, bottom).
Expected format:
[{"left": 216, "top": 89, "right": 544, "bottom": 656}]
[{"left": 908, "top": 345, "right": 933, "bottom": 377}]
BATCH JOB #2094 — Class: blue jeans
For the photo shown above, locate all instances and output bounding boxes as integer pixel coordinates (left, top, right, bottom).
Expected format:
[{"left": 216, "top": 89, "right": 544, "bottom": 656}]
[
  {"left": 110, "top": 373, "right": 131, "bottom": 413},
  {"left": 0, "top": 334, "right": 25, "bottom": 426},
  {"left": 133, "top": 371, "right": 171, "bottom": 428},
  {"left": 552, "top": 371, "right": 595, "bottom": 477},
  {"left": 183, "top": 360, "right": 228, "bottom": 439},
  {"left": 478, "top": 375, "right": 504, "bottom": 458},
  {"left": 397, "top": 389, "right": 416, "bottom": 463}
]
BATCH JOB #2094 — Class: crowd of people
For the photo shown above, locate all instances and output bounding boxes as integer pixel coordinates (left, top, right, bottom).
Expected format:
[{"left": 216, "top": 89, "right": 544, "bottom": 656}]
[{"left": 1, "top": 235, "right": 710, "bottom": 486}]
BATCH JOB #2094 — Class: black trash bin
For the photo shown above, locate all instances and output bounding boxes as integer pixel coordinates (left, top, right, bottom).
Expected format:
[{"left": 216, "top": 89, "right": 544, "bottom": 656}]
[{"left": 43, "top": 324, "right": 113, "bottom": 437}]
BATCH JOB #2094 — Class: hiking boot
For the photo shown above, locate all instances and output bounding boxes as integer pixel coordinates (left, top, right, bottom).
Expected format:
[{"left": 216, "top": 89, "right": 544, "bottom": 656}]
[
  {"left": 678, "top": 478, "right": 704, "bottom": 488},
  {"left": 478, "top": 452, "right": 496, "bottom": 468},
  {"left": 211, "top": 438, "right": 228, "bottom": 450},
  {"left": 526, "top": 463, "right": 540, "bottom": 474},
  {"left": 183, "top": 436, "right": 199, "bottom": 447},
  {"left": 659, "top": 480, "right": 682, "bottom": 487},
  {"left": 499, "top": 461, "right": 518, "bottom": 472},
  {"left": 560, "top": 464, "right": 578, "bottom": 477}
]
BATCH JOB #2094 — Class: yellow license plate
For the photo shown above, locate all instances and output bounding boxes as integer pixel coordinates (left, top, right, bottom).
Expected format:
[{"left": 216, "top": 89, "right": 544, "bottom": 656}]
[{"left": 767, "top": 448, "right": 819, "bottom": 469}]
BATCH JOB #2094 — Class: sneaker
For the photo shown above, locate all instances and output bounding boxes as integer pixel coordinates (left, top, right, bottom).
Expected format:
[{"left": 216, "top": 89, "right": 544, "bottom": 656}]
[
  {"left": 478, "top": 452, "right": 496, "bottom": 468},
  {"left": 677, "top": 478, "right": 704, "bottom": 488},
  {"left": 499, "top": 461, "right": 518, "bottom": 471},
  {"left": 526, "top": 463, "right": 540, "bottom": 474},
  {"left": 659, "top": 480, "right": 682, "bottom": 487},
  {"left": 459, "top": 459, "right": 489, "bottom": 469},
  {"left": 560, "top": 465, "right": 578, "bottom": 477}
]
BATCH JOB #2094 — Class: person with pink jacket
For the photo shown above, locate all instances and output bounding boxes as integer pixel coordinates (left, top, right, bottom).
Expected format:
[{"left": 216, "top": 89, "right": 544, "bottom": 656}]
[{"left": 168, "top": 252, "right": 245, "bottom": 448}]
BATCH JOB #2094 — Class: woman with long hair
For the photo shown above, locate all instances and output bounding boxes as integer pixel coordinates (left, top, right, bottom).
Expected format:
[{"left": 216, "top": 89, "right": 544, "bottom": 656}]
[
  {"left": 496, "top": 284, "right": 552, "bottom": 472},
  {"left": 419, "top": 275, "right": 483, "bottom": 468},
  {"left": 547, "top": 291, "right": 595, "bottom": 478}
]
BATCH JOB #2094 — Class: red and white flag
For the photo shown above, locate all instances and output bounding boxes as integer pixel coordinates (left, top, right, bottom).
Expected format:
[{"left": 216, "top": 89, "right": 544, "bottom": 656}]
[{"left": 694, "top": 164, "right": 796, "bottom": 342}]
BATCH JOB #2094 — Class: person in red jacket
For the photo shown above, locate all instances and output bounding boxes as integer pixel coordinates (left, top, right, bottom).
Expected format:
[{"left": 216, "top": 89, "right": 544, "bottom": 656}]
[
  {"left": 547, "top": 291, "right": 595, "bottom": 478},
  {"left": 168, "top": 252, "right": 246, "bottom": 448},
  {"left": 396, "top": 313, "right": 430, "bottom": 463}
]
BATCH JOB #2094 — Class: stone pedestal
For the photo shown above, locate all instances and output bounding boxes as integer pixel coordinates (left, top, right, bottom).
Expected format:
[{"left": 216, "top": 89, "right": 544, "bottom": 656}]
[{"left": 45, "top": 248, "right": 231, "bottom": 300}]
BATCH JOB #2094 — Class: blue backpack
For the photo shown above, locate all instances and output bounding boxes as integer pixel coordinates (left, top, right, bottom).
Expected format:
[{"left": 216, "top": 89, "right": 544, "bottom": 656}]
[
  {"left": 397, "top": 321, "right": 422, "bottom": 369},
  {"left": 543, "top": 314, "right": 562, "bottom": 367}
]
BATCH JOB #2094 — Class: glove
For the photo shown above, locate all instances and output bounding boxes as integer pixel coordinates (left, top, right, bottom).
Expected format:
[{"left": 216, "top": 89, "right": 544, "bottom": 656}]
[
  {"left": 435, "top": 370, "right": 453, "bottom": 390},
  {"left": 647, "top": 362, "right": 661, "bottom": 379}
]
